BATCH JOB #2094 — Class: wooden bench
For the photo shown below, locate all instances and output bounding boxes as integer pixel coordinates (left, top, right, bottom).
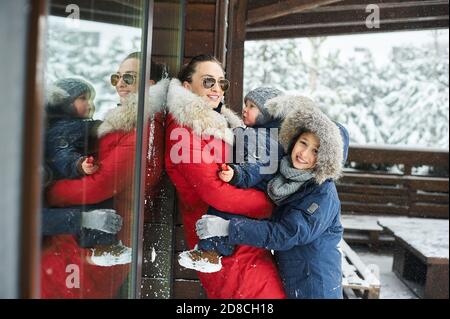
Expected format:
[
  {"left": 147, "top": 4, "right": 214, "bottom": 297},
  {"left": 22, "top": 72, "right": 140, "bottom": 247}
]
[
  {"left": 341, "top": 215, "right": 395, "bottom": 249},
  {"left": 340, "top": 240, "right": 381, "bottom": 299},
  {"left": 378, "top": 217, "right": 449, "bottom": 299}
]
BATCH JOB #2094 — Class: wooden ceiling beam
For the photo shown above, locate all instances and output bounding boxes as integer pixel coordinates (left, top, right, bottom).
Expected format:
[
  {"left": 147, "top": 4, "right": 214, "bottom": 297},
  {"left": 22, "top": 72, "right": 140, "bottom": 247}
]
[
  {"left": 246, "top": 19, "right": 449, "bottom": 40},
  {"left": 248, "top": 15, "right": 449, "bottom": 33},
  {"left": 247, "top": 0, "right": 342, "bottom": 25},
  {"left": 247, "top": 3, "right": 449, "bottom": 29},
  {"left": 305, "top": 0, "right": 450, "bottom": 13}
]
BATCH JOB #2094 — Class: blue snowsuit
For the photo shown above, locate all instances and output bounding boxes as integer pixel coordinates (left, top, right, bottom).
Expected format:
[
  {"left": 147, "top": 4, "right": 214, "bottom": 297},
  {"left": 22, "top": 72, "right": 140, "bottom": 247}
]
[
  {"left": 44, "top": 118, "right": 117, "bottom": 247},
  {"left": 227, "top": 179, "right": 343, "bottom": 298},
  {"left": 45, "top": 118, "right": 101, "bottom": 182},
  {"left": 221, "top": 124, "right": 349, "bottom": 299},
  {"left": 41, "top": 199, "right": 116, "bottom": 248}
]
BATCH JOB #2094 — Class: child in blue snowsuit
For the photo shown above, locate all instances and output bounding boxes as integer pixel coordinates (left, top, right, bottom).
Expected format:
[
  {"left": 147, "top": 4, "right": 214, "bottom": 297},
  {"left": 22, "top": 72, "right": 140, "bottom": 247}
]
[
  {"left": 45, "top": 77, "right": 100, "bottom": 182},
  {"left": 196, "top": 96, "right": 349, "bottom": 298},
  {"left": 43, "top": 78, "right": 121, "bottom": 248}
]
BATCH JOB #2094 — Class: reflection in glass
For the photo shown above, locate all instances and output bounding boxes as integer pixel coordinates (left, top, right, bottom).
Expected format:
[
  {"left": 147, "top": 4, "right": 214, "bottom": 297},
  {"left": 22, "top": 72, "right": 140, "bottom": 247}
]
[
  {"left": 141, "top": 0, "right": 183, "bottom": 299},
  {"left": 41, "top": 0, "right": 146, "bottom": 299}
]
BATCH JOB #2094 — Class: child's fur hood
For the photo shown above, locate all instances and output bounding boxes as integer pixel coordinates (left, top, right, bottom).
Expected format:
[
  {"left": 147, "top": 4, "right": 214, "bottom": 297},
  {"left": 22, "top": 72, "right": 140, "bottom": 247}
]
[
  {"left": 265, "top": 95, "right": 317, "bottom": 122},
  {"left": 98, "top": 78, "right": 169, "bottom": 137},
  {"left": 166, "top": 78, "right": 243, "bottom": 145},
  {"left": 275, "top": 96, "right": 344, "bottom": 184}
]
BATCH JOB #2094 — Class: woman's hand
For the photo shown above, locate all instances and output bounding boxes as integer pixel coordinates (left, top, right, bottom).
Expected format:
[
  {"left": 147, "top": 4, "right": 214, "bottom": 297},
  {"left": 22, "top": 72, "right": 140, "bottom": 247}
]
[
  {"left": 196, "top": 215, "right": 230, "bottom": 239},
  {"left": 218, "top": 164, "right": 234, "bottom": 183}
]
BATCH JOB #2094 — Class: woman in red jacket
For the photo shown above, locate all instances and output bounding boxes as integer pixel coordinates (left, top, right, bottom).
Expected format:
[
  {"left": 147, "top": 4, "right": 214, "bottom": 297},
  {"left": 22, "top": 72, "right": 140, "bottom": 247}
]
[
  {"left": 165, "top": 54, "right": 286, "bottom": 298},
  {"left": 41, "top": 53, "right": 167, "bottom": 298}
]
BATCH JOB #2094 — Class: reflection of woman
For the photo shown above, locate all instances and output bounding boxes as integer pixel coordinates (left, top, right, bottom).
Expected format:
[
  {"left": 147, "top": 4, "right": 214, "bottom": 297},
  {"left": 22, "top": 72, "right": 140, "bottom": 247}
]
[
  {"left": 41, "top": 53, "right": 167, "bottom": 298},
  {"left": 165, "top": 55, "right": 286, "bottom": 298}
]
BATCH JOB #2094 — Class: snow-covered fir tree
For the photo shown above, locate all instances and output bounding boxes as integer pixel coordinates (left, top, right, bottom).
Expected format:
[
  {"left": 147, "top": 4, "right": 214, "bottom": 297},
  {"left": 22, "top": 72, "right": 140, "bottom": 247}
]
[
  {"left": 45, "top": 19, "right": 141, "bottom": 119},
  {"left": 244, "top": 32, "right": 449, "bottom": 149},
  {"left": 382, "top": 41, "right": 449, "bottom": 148}
]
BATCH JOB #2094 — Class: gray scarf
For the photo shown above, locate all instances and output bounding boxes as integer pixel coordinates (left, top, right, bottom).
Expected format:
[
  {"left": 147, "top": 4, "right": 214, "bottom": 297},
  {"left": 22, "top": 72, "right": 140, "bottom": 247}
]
[{"left": 267, "top": 156, "right": 314, "bottom": 205}]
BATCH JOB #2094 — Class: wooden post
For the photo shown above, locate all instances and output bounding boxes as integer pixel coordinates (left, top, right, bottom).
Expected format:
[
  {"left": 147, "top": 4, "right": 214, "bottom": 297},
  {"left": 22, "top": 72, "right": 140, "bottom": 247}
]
[
  {"left": 21, "top": 0, "right": 47, "bottom": 298},
  {"left": 225, "top": 0, "right": 248, "bottom": 113},
  {"left": 215, "top": 0, "right": 229, "bottom": 65}
]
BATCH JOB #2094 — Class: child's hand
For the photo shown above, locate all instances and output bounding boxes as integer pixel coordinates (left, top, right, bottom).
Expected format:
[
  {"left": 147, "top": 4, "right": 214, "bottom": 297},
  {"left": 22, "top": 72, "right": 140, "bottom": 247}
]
[
  {"left": 218, "top": 164, "right": 234, "bottom": 183},
  {"left": 82, "top": 156, "right": 99, "bottom": 175}
]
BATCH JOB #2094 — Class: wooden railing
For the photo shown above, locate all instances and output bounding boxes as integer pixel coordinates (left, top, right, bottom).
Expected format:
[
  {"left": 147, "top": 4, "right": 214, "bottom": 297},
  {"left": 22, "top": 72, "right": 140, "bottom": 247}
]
[{"left": 339, "top": 145, "right": 449, "bottom": 219}]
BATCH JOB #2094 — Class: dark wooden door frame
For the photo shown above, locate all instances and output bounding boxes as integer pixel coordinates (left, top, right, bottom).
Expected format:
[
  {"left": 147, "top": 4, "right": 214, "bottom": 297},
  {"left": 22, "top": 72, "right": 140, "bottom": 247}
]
[
  {"left": 20, "top": 0, "right": 48, "bottom": 299},
  {"left": 214, "top": 0, "right": 229, "bottom": 65},
  {"left": 225, "top": 0, "right": 247, "bottom": 112}
]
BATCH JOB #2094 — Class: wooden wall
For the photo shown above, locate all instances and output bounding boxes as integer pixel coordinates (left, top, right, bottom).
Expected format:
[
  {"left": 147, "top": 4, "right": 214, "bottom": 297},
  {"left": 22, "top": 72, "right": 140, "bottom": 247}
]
[
  {"left": 184, "top": 0, "right": 218, "bottom": 63},
  {"left": 169, "top": 0, "right": 220, "bottom": 299}
]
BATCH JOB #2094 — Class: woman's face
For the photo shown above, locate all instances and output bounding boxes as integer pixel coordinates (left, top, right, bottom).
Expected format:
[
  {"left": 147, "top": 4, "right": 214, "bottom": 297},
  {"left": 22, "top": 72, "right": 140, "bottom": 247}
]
[
  {"left": 183, "top": 61, "right": 225, "bottom": 109},
  {"left": 291, "top": 132, "right": 320, "bottom": 170},
  {"left": 114, "top": 58, "right": 139, "bottom": 103},
  {"left": 242, "top": 100, "right": 260, "bottom": 127}
]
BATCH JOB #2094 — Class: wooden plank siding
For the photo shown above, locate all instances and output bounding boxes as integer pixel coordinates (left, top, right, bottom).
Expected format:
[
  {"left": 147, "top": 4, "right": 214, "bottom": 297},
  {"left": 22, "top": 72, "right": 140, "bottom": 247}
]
[
  {"left": 151, "top": 1, "right": 184, "bottom": 78},
  {"left": 142, "top": 174, "right": 177, "bottom": 299},
  {"left": 225, "top": 0, "right": 248, "bottom": 112},
  {"left": 183, "top": 0, "right": 217, "bottom": 62},
  {"left": 168, "top": 0, "right": 221, "bottom": 299}
]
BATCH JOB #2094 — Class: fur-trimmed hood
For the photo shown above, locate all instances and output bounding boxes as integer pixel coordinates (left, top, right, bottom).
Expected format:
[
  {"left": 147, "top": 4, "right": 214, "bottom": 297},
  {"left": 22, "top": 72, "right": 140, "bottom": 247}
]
[
  {"left": 166, "top": 79, "right": 243, "bottom": 145},
  {"left": 98, "top": 78, "right": 169, "bottom": 137},
  {"left": 265, "top": 95, "right": 317, "bottom": 121},
  {"left": 275, "top": 96, "right": 346, "bottom": 184}
]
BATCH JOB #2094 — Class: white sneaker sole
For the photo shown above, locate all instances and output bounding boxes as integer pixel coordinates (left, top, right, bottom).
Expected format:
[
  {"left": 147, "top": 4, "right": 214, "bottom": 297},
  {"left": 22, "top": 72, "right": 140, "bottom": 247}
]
[
  {"left": 89, "top": 246, "right": 132, "bottom": 267},
  {"left": 178, "top": 251, "right": 222, "bottom": 273}
]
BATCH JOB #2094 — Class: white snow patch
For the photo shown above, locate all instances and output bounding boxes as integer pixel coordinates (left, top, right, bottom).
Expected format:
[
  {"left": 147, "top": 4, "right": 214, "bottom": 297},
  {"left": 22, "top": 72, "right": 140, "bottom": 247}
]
[
  {"left": 378, "top": 217, "right": 449, "bottom": 259},
  {"left": 151, "top": 247, "right": 157, "bottom": 263}
]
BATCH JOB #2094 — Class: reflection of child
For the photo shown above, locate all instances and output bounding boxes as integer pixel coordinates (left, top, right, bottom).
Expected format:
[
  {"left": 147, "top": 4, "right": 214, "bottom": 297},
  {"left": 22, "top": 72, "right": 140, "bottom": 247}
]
[
  {"left": 178, "top": 87, "right": 285, "bottom": 273},
  {"left": 45, "top": 78, "right": 100, "bottom": 182},
  {"left": 44, "top": 78, "right": 125, "bottom": 258}
]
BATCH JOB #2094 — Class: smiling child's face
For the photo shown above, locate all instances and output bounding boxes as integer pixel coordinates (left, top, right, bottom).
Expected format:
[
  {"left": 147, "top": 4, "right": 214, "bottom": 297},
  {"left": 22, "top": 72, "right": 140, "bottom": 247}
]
[{"left": 291, "top": 132, "right": 320, "bottom": 170}]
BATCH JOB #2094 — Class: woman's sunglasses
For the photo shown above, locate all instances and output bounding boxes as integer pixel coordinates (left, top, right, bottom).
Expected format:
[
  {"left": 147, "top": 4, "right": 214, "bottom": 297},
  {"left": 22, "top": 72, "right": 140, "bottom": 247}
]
[
  {"left": 110, "top": 73, "right": 136, "bottom": 86},
  {"left": 202, "top": 77, "right": 230, "bottom": 92}
]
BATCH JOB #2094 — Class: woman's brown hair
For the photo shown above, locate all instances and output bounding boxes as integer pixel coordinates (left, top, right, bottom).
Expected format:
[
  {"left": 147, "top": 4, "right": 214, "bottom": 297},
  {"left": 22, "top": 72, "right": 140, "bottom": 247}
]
[{"left": 178, "top": 54, "right": 224, "bottom": 83}]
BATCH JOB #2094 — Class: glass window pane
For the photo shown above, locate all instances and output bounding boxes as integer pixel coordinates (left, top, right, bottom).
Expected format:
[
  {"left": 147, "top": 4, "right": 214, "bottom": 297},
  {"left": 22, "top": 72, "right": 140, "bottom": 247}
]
[
  {"left": 140, "top": 0, "right": 183, "bottom": 299},
  {"left": 41, "top": 0, "right": 148, "bottom": 299}
]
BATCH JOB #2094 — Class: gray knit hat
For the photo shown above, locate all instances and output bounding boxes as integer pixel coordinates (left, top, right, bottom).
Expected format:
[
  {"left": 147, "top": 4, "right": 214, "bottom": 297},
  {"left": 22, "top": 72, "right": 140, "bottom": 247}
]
[
  {"left": 46, "top": 77, "right": 96, "bottom": 118},
  {"left": 244, "top": 87, "right": 283, "bottom": 126}
]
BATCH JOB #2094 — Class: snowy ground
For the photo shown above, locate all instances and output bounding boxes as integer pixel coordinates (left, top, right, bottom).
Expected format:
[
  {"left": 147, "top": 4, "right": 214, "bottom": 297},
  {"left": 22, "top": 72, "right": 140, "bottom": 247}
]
[{"left": 352, "top": 245, "right": 418, "bottom": 299}]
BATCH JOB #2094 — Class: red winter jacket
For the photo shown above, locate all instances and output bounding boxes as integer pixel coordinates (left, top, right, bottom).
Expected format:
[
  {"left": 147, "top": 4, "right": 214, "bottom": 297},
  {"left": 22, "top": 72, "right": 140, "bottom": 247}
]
[
  {"left": 43, "top": 83, "right": 167, "bottom": 298},
  {"left": 165, "top": 79, "right": 286, "bottom": 299}
]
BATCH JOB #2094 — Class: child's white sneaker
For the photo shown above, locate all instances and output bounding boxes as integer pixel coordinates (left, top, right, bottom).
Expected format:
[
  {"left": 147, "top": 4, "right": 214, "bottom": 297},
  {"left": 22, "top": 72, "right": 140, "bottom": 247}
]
[
  {"left": 178, "top": 248, "right": 222, "bottom": 273},
  {"left": 87, "top": 241, "right": 132, "bottom": 267}
]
